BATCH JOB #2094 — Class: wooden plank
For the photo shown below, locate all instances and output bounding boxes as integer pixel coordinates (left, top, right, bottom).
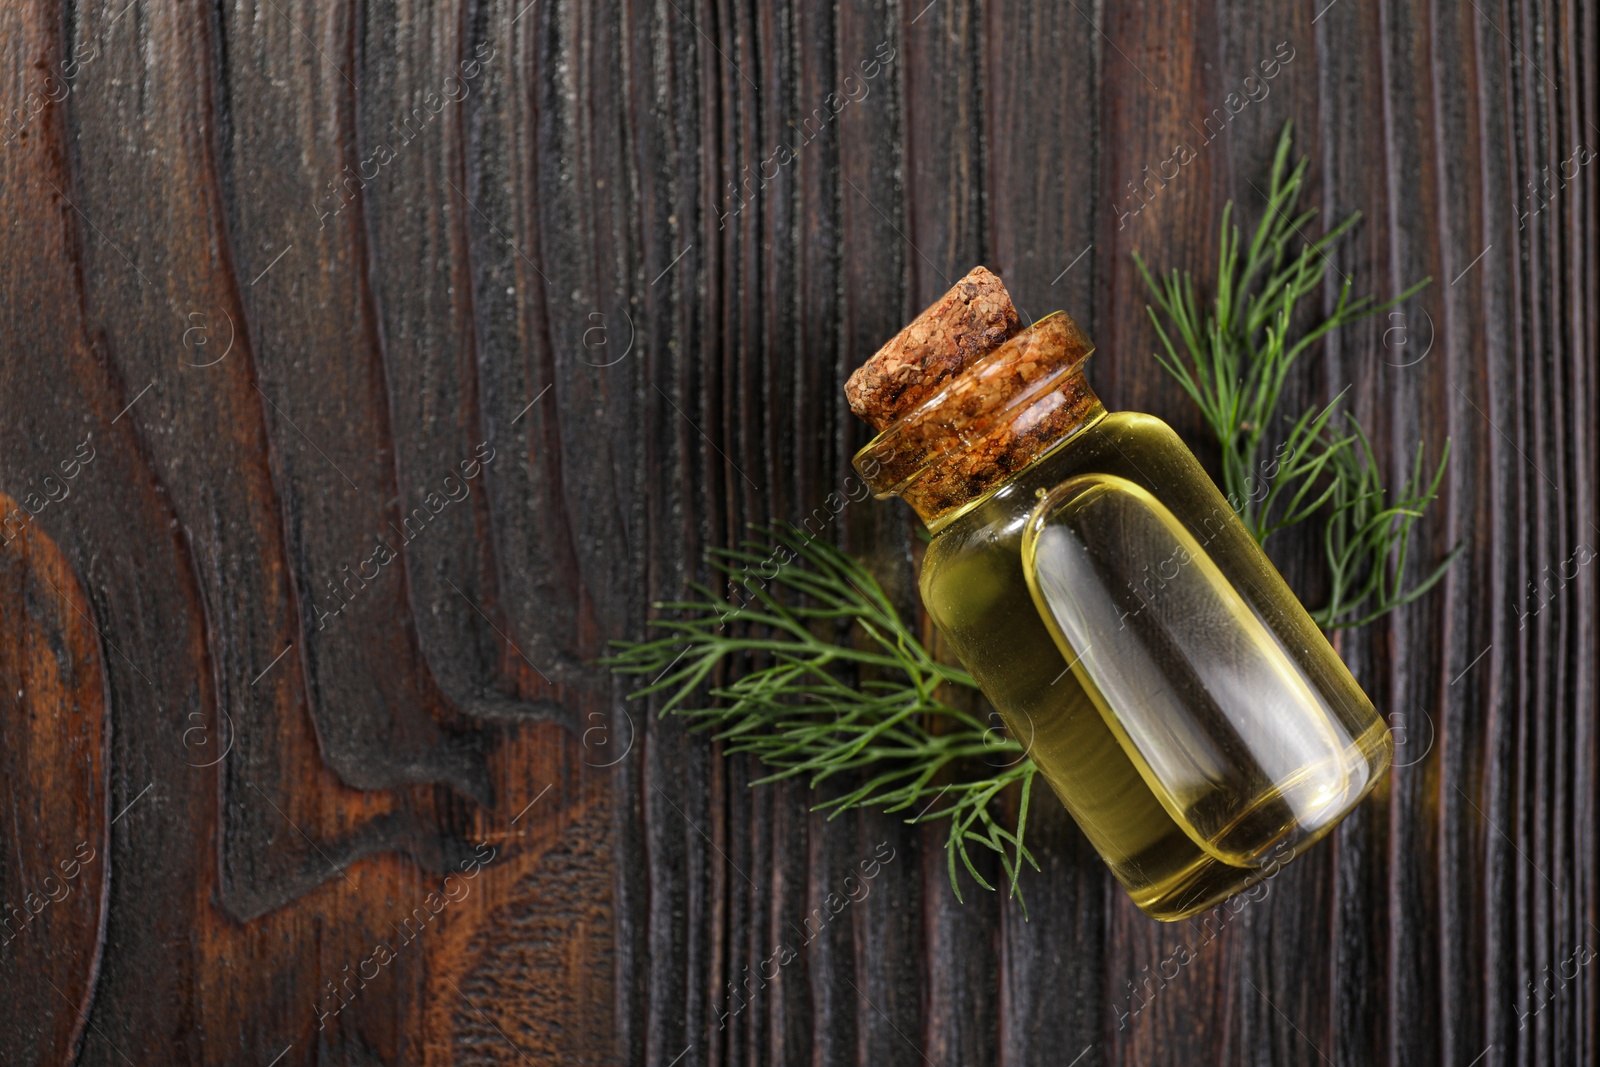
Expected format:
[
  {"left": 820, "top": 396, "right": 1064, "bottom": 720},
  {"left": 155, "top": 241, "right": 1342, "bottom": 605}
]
[
  {"left": 1313, "top": 2, "right": 1410, "bottom": 1063},
  {"left": 1092, "top": 3, "right": 1235, "bottom": 1064},
  {"left": 2, "top": 3, "right": 227, "bottom": 1061},
  {"left": 900, "top": 3, "right": 1003, "bottom": 1066},
  {"left": 980, "top": 6, "right": 1109, "bottom": 1064},
  {"left": 355, "top": 0, "right": 579, "bottom": 721},
  {"left": 833, "top": 4, "right": 927, "bottom": 1067}
]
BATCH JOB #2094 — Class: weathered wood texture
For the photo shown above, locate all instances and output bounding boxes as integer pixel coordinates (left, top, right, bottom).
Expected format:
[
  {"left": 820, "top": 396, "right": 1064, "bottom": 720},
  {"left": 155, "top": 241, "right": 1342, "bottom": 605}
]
[{"left": 0, "top": 0, "right": 1594, "bottom": 1063}]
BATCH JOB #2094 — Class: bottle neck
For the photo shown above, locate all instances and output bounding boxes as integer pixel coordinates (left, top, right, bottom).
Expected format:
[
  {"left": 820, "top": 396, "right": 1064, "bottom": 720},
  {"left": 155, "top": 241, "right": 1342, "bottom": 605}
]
[{"left": 853, "top": 311, "right": 1102, "bottom": 527}]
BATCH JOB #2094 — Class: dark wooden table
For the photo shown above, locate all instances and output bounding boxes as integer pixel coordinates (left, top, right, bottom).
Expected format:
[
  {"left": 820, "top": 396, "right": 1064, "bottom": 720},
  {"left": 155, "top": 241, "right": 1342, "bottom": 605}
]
[{"left": 1, "top": 0, "right": 1594, "bottom": 1063}]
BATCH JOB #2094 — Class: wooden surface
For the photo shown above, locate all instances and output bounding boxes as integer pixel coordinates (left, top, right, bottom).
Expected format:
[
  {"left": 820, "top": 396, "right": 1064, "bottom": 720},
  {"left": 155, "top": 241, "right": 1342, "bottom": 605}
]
[{"left": 0, "top": 0, "right": 1594, "bottom": 1063}]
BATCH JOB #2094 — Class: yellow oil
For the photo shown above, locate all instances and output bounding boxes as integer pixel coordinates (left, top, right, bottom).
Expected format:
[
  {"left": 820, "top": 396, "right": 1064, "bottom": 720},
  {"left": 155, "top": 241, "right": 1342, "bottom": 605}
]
[{"left": 920, "top": 409, "right": 1391, "bottom": 921}]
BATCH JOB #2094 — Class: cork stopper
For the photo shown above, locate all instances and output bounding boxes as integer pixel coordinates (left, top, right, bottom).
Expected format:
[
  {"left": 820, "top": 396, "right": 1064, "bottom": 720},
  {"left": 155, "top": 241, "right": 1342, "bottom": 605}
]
[
  {"left": 845, "top": 266, "right": 1021, "bottom": 431},
  {"left": 850, "top": 286, "right": 1101, "bottom": 526}
]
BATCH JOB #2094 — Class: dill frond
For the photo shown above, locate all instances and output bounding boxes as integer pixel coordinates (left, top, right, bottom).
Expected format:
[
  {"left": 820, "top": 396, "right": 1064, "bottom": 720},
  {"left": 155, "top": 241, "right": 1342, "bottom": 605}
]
[
  {"left": 1135, "top": 120, "right": 1457, "bottom": 627},
  {"left": 603, "top": 524, "right": 1040, "bottom": 904}
]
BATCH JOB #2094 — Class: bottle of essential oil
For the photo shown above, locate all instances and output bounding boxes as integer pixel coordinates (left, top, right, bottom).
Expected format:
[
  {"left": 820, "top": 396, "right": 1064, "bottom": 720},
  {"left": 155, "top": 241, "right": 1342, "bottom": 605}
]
[{"left": 846, "top": 268, "right": 1391, "bottom": 921}]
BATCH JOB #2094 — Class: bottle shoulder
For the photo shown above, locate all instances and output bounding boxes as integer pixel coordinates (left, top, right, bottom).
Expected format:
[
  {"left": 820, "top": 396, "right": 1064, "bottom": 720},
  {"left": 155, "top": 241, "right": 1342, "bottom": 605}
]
[
  {"left": 1092, "top": 408, "right": 1182, "bottom": 441},
  {"left": 925, "top": 408, "right": 1202, "bottom": 558}
]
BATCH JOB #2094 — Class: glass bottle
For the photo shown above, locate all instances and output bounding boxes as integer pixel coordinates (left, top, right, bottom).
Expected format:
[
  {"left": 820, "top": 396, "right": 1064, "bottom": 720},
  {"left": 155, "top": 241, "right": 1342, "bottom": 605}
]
[{"left": 854, "top": 311, "right": 1391, "bottom": 921}]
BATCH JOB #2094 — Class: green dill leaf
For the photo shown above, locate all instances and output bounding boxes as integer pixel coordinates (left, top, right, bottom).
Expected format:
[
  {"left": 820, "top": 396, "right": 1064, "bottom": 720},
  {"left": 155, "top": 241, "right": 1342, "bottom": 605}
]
[
  {"left": 602, "top": 523, "right": 1038, "bottom": 905},
  {"left": 1137, "top": 119, "right": 1458, "bottom": 628}
]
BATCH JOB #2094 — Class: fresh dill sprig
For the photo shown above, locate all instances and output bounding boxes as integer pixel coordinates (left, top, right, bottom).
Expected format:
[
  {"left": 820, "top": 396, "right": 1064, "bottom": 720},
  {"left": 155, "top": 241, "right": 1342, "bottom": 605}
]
[
  {"left": 602, "top": 524, "right": 1040, "bottom": 904},
  {"left": 1313, "top": 418, "right": 1457, "bottom": 628},
  {"left": 1135, "top": 120, "right": 1457, "bottom": 628}
]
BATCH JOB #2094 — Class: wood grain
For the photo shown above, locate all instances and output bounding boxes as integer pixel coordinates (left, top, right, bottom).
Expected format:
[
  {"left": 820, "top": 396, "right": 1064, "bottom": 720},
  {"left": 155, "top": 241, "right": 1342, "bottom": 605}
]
[
  {"left": 0, "top": 506, "right": 110, "bottom": 1065},
  {"left": 0, "top": 0, "right": 1593, "bottom": 1063}
]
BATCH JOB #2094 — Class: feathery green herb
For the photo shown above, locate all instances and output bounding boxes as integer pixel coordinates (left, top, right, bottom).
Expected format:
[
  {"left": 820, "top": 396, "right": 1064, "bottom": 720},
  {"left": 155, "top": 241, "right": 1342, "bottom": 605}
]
[
  {"left": 603, "top": 525, "right": 1038, "bottom": 903},
  {"left": 1135, "top": 121, "right": 1457, "bottom": 627}
]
